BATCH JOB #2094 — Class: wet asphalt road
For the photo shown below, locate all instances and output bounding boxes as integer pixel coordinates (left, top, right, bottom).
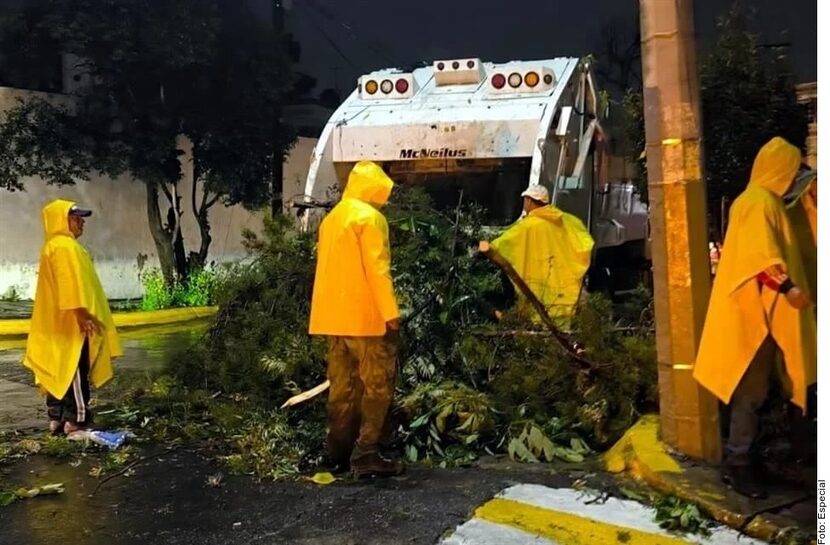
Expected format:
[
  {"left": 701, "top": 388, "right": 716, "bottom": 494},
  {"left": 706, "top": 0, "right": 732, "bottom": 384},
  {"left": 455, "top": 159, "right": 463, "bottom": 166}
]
[
  {"left": 0, "top": 319, "right": 607, "bottom": 545},
  {"left": 0, "top": 449, "right": 598, "bottom": 545},
  {"left": 0, "top": 321, "right": 209, "bottom": 432}
]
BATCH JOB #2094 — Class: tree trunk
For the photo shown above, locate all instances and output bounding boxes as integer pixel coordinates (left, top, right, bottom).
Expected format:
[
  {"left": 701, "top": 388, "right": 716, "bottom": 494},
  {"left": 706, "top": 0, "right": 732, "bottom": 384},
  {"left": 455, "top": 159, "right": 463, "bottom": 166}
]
[
  {"left": 190, "top": 157, "right": 213, "bottom": 271},
  {"left": 167, "top": 199, "right": 189, "bottom": 279},
  {"left": 145, "top": 182, "right": 178, "bottom": 286}
]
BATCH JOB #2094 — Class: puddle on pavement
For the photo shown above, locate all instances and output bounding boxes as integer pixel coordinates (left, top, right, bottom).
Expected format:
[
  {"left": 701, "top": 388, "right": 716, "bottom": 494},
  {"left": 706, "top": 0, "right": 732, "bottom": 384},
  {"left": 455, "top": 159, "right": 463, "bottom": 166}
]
[
  {"left": 0, "top": 319, "right": 210, "bottom": 383},
  {"left": 0, "top": 319, "right": 210, "bottom": 432}
]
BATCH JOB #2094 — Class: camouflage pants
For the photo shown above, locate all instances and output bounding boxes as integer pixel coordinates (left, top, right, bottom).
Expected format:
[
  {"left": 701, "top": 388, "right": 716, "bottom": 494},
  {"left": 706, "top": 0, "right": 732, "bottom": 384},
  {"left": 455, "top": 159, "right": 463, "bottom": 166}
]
[{"left": 326, "top": 334, "right": 397, "bottom": 463}]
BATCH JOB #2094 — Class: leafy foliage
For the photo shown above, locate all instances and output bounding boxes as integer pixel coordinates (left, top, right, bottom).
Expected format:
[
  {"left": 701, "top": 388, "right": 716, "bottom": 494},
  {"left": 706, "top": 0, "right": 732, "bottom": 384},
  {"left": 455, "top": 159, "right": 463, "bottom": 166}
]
[
  {"left": 699, "top": 4, "right": 808, "bottom": 236},
  {"left": 140, "top": 267, "right": 218, "bottom": 310},
  {"left": 397, "top": 381, "right": 496, "bottom": 465},
  {"left": 0, "top": 188, "right": 658, "bottom": 481},
  {"left": 0, "top": 285, "right": 23, "bottom": 302},
  {"left": 153, "top": 188, "right": 657, "bottom": 478},
  {"left": 616, "top": 2, "right": 809, "bottom": 231},
  {"left": 653, "top": 496, "right": 712, "bottom": 536}
]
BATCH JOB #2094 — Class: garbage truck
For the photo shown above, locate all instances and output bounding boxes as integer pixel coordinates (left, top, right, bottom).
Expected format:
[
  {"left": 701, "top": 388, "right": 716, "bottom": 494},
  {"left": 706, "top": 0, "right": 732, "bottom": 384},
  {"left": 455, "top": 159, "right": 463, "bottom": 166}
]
[{"left": 297, "top": 57, "right": 650, "bottom": 292}]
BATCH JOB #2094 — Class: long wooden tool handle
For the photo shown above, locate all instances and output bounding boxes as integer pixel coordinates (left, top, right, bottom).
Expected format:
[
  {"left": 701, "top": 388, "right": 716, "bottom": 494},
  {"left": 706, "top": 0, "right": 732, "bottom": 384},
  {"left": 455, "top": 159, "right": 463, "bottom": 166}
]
[
  {"left": 479, "top": 241, "right": 600, "bottom": 370},
  {"left": 281, "top": 380, "right": 331, "bottom": 409}
]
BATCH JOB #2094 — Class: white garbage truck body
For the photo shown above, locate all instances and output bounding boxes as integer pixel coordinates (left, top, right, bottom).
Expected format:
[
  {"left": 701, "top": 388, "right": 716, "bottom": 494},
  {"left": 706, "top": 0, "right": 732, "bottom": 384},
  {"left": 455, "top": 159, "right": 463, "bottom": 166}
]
[{"left": 300, "top": 57, "right": 649, "bottom": 290}]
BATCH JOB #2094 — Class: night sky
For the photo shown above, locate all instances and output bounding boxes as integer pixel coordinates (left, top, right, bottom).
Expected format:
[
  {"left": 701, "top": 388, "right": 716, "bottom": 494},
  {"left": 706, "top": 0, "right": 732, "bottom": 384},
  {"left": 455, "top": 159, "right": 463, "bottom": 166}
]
[
  {"left": 283, "top": 0, "right": 816, "bottom": 96},
  {"left": 0, "top": 0, "right": 817, "bottom": 95}
]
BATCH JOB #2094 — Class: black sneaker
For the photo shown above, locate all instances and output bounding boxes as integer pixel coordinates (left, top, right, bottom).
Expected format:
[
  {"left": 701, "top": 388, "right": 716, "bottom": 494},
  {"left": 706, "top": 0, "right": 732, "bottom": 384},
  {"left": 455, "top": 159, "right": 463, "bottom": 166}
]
[{"left": 721, "top": 464, "right": 768, "bottom": 499}]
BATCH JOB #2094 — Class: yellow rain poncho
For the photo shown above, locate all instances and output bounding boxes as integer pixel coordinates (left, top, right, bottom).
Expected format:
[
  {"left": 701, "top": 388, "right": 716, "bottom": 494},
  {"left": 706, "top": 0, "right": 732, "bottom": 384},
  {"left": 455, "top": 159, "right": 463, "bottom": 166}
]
[
  {"left": 492, "top": 205, "right": 595, "bottom": 328},
  {"left": 309, "top": 161, "right": 400, "bottom": 337},
  {"left": 24, "top": 199, "right": 122, "bottom": 399},
  {"left": 694, "top": 138, "right": 817, "bottom": 411}
]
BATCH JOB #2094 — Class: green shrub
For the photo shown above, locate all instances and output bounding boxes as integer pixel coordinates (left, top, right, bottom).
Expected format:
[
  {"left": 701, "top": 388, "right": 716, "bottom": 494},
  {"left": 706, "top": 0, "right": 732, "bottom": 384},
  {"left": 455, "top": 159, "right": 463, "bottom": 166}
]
[
  {"left": 140, "top": 267, "right": 219, "bottom": 311},
  {"left": 0, "top": 284, "right": 23, "bottom": 302},
  {"left": 140, "top": 270, "right": 171, "bottom": 310}
]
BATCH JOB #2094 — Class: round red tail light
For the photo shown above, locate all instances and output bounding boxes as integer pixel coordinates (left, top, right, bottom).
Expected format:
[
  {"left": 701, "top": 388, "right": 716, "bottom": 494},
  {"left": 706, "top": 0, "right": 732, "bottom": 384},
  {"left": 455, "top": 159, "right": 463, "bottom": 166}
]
[
  {"left": 395, "top": 78, "right": 410, "bottom": 94},
  {"left": 491, "top": 73, "right": 506, "bottom": 89}
]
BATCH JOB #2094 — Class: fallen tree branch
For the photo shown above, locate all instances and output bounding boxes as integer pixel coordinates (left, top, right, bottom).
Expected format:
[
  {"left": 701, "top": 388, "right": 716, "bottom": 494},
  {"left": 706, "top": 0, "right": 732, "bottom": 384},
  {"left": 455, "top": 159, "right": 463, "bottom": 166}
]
[
  {"left": 478, "top": 241, "right": 606, "bottom": 370},
  {"left": 89, "top": 455, "right": 151, "bottom": 496},
  {"left": 473, "top": 326, "right": 652, "bottom": 337},
  {"left": 474, "top": 330, "right": 557, "bottom": 337}
]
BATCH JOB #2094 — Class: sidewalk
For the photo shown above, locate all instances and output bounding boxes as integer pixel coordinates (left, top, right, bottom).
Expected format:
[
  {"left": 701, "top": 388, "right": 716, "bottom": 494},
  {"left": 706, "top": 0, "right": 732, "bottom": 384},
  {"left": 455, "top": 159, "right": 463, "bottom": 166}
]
[
  {"left": 441, "top": 483, "right": 766, "bottom": 544},
  {"left": 605, "top": 415, "right": 816, "bottom": 543},
  {"left": 0, "top": 306, "right": 218, "bottom": 339}
]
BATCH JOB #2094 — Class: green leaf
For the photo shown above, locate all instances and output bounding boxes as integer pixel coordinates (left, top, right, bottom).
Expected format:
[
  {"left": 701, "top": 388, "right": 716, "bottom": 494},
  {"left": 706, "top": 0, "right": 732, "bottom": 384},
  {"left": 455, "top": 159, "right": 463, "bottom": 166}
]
[
  {"left": 619, "top": 486, "right": 646, "bottom": 502},
  {"left": 410, "top": 414, "right": 430, "bottom": 429},
  {"left": 405, "top": 444, "right": 419, "bottom": 462},
  {"left": 429, "top": 424, "right": 442, "bottom": 443},
  {"left": 0, "top": 491, "right": 17, "bottom": 507},
  {"left": 508, "top": 438, "right": 518, "bottom": 461},
  {"left": 306, "top": 472, "right": 336, "bottom": 486},
  {"left": 457, "top": 414, "right": 475, "bottom": 432},
  {"left": 570, "top": 437, "right": 591, "bottom": 455},
  {"left": 435, "top": 405, "right": 453, "bottom": 433},
  {"left": 552, "top": 446, "right": 584, "bottom": 463},
  {"left": 509, "top": 438, "right": 539, "bottom": 463}
]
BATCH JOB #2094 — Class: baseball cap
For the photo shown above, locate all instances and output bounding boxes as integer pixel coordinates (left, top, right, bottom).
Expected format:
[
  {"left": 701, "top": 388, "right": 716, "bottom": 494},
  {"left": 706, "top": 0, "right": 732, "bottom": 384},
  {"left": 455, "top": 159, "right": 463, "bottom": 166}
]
[
  {"left": 520, "top": 185, "right": 550, "bottom": 204},
  {"left": 69, "top": 205, "right": 93, "bottom": 217}
]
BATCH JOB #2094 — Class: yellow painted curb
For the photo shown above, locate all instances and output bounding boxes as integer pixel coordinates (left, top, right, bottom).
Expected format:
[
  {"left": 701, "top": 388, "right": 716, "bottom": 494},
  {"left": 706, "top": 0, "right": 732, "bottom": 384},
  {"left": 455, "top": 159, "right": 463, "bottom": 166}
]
[
  {"left": 476, "top": 498, "right": 689, "bottom": 545},
  {"left": 0, "top": 306, "right": 218, "bottom": 339},
  {"left": 604, "top": 414, "right": 682, "bottom": 479},
  {"left": 0, "top": 319, "right": 30, "bottom": 338},
  {"left": 114, "top": 307, "right": 218, "bottom": 328},
  {"left": 604, "top": 415, "right": 798, "bottom": 543}
]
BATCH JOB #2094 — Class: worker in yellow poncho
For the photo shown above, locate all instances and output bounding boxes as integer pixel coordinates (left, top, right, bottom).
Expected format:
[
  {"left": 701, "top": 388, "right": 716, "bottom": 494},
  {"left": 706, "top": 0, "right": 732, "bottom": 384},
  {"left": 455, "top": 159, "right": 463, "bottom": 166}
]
[
  {"left": 694, "top": 138, "right": 816, "bottom": 499},
  {"left": 309, "top": 161, "right": 403, "bottom": 478},
  {"left": 24, "top": 200, "right": 122, "bottom": 435},
  {"left": 487, "top": 184, "right": 594, "bottom": 329}
]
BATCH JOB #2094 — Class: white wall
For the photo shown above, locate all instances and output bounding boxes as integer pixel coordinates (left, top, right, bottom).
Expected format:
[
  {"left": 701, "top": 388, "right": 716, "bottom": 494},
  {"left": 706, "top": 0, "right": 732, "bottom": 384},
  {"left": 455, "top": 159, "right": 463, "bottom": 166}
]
[{"left": 0, "top": 86, "right": 317, "bottom": 300}]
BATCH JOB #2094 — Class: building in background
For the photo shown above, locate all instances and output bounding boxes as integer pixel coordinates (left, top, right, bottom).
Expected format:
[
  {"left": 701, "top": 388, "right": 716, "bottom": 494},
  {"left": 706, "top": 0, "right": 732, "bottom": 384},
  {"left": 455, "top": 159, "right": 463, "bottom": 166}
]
[
  {"left": 0, "top": 84, "right": 321, "bottom": 300},
  {"left": 796, "top": 82, "right": 817, "bottom": 169},
  {"left": 0, "top": 0, "right": 336, "bottom": 301}
]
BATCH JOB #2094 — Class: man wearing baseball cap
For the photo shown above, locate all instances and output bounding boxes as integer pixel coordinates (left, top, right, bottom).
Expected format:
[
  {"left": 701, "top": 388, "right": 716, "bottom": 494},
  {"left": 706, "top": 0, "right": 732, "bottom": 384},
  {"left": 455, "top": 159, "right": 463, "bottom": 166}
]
[
  {"left": 24, "top": 199, "right": 122, "bottom": 435},
  {"left": 484, "top": 185, "right": 594, "bottom": 328}
]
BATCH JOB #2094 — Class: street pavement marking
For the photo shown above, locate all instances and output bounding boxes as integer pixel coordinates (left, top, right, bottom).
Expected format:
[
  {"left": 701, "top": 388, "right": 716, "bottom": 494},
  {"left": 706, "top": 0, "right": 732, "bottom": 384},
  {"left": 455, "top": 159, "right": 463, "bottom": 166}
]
[
  {"left": 477, "top": 498, "right": 689, "bottom": 545},
  {"left": 440, "top": 518, "right": 557, "bottom": 545},
  {"left": 440, "top": 484, "right": 766, "bottom": 545}
]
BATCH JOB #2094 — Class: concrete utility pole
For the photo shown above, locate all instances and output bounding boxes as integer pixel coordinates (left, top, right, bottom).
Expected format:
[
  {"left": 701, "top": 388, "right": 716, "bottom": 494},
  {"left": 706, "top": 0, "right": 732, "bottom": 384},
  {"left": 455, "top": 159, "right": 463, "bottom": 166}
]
[{"left": 638, "top": 0, "right": 721, "bottom": 462}]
